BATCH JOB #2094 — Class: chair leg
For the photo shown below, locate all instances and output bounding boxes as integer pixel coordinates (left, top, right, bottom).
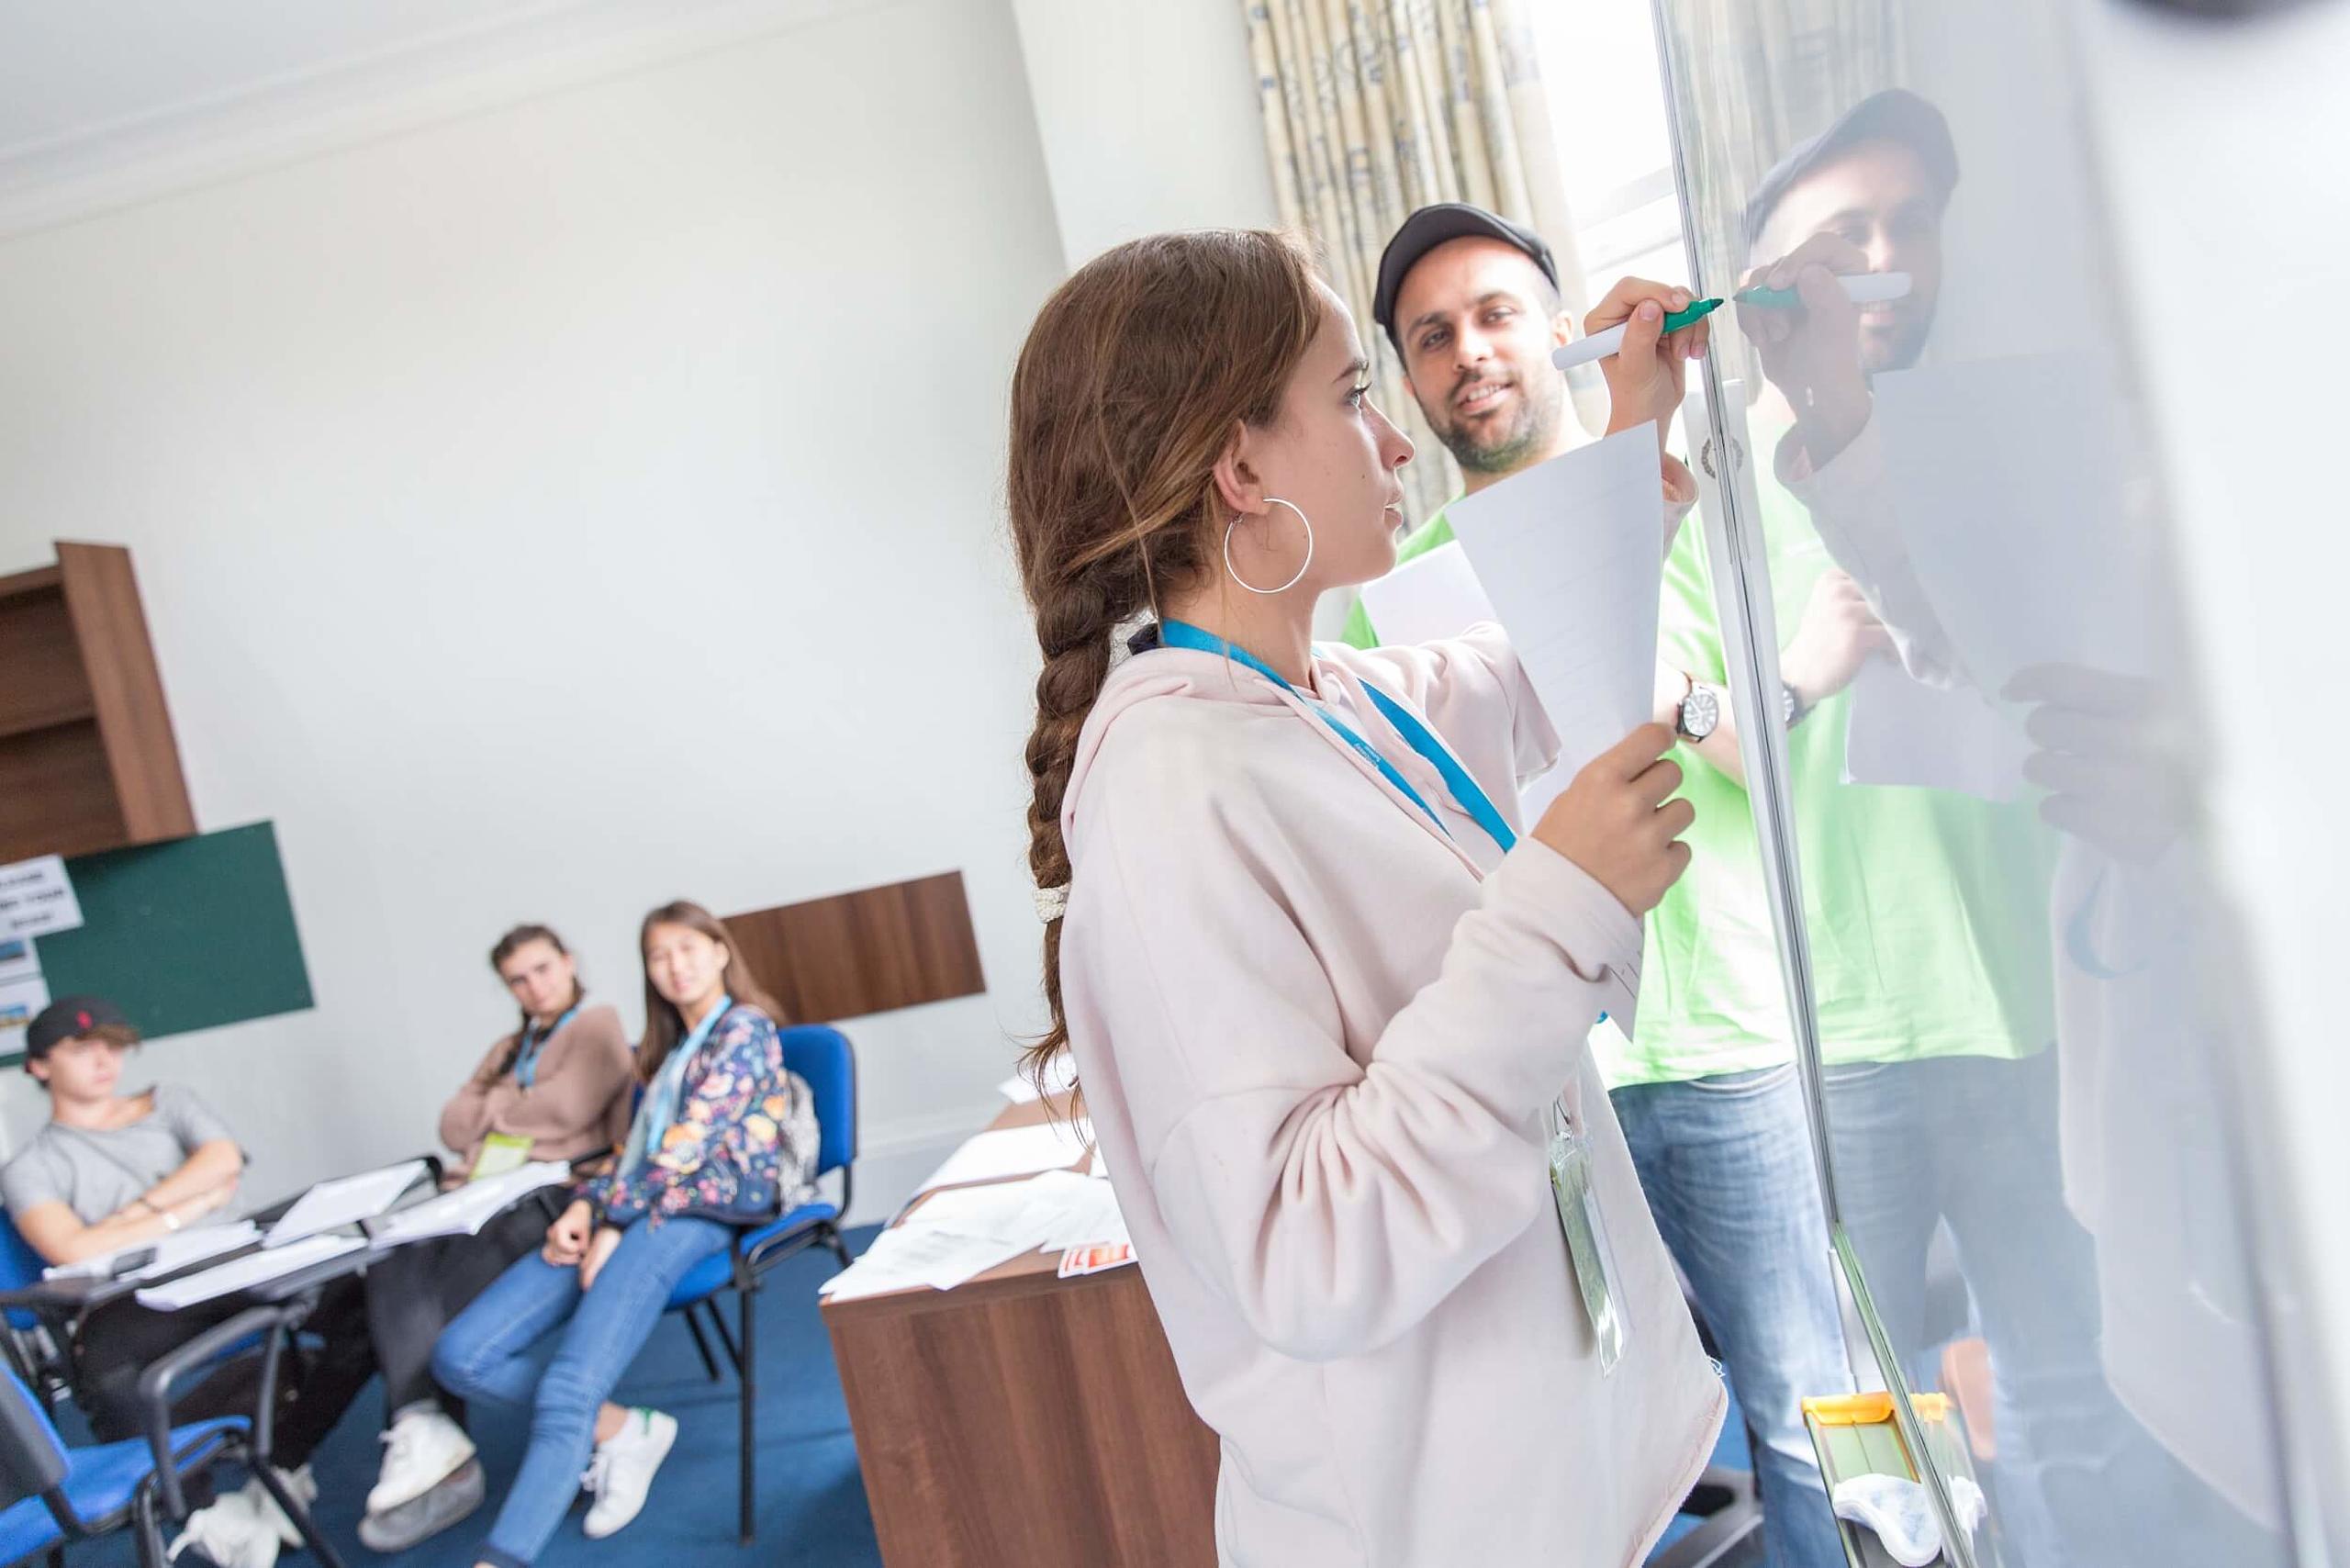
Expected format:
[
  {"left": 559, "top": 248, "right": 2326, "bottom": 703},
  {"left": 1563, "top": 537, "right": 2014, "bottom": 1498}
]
[
  {"left": 827, "top": 1225, "right": 851, "bottom": 1271},
  {"left": 682, "top": 1304, "right": 722, "bottom": 1383},
  {"left": 706, "top": 1299, "right": 744, "bottom": 1376},
  {"left": 252, "top": 1459, "right": 349, "bottom": 1568},
  {"left": 131, "top": 1480, "right": 167, "bottom": 1568},
  {"left": 738, "top": 1282, "right": 757, "bottom": 1546}
]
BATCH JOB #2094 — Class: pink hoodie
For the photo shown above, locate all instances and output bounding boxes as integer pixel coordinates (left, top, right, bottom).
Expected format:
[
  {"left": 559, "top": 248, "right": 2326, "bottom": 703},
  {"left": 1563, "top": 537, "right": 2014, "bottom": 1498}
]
[{"left": 1058, "top": 623, "right": 1726, "bottom": 1567}]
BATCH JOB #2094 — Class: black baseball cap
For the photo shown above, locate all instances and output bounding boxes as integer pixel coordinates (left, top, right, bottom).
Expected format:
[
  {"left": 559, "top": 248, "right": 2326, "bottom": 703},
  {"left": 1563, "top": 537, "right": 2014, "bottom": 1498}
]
[
  {"left": 26, "top": 995, "right": 131, "bottom": 1062},
  {"left": 1372, "top": 203, "right": 1561, "bottom": 353},
  {"left": 1742, "top": 88, "right": 1960, "bottom": 257}
]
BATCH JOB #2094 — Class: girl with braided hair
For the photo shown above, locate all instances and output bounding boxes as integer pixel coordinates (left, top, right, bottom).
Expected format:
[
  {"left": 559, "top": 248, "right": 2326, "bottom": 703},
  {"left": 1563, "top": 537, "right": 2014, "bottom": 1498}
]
[{"left": 1004, "top": 229, "right": 1726, "bottom": 1567}]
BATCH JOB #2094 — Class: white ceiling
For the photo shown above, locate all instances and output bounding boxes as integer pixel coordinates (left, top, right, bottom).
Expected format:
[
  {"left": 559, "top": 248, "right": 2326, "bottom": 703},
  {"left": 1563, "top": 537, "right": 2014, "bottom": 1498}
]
[
  {"left": 0, "top": 0, "right": 872, "bottom": 237},
  {"left": 0, "top": 1, "right": 569, "bottom": 154}
]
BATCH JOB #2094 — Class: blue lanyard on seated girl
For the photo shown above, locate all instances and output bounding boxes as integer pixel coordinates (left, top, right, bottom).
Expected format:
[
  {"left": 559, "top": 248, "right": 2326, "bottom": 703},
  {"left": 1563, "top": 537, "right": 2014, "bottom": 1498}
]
[
  {"left": 617, "top": 993, "right": 732, "bottom": 1180},
  {"left": 510, "top": 1005, "right": 579, "bottom": 1090},
  {"left": 1158, "top": 619, "right": 1518, "bottom": 855}
]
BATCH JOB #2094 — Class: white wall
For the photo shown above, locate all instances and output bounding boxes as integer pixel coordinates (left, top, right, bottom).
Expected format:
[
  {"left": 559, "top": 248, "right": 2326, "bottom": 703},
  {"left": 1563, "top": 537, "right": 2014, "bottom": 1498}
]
[
  {"left": 1010, "top": 0, "right": 1280, "bottom": 271},
  {"left": 0, "top": 0, "right": 1069, "bottom": 1222}
]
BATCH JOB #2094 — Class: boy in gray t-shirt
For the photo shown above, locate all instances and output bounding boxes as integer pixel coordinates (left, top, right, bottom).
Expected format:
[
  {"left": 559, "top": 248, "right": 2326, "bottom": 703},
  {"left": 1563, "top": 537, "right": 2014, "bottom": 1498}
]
[
  {"left": 1, "top": 1080, "right": 240, "bottom": 1229},
  {"left": 3, "top": 995, "right": 244, "bottom": 1263},
  {"left": 4, "top": 994, "right": 376, "bottom": 1541}
]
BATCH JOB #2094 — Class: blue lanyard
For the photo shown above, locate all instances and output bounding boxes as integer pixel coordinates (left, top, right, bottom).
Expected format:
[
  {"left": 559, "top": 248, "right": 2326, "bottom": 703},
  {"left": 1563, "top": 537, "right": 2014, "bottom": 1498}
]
[
  {"left": 620, "top": 993, "right": 733, "bottom": 1176},
  {"left": 1158, "top": 621, "right": 1517, "bottom": 854},
  {"left": 511, "top": 1004, "right": 578, "bottom": 1090}
]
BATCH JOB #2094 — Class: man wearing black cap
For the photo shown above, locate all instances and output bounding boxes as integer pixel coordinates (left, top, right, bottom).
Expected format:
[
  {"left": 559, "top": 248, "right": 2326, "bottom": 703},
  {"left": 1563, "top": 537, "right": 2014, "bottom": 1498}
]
[
  {"left": 1339, "top": 200, "right": 1707, "bottom": 647},
  {"left": 1345, "top": 204, "right": 1854, "bottom": 1568}
]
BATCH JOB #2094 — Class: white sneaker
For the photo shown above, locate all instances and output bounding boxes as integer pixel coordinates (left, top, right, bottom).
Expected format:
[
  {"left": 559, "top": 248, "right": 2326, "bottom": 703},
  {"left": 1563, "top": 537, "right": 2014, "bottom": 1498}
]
[
  {"left": 368, "top": 1407, "right": 477, "bottom": 1515},
  {"left": 165, "top": 1490, "right": 279, "bottom": 1568},
  {"left": 579, "top": 1407, "right": 678, "bottom": 1540},
  {"left": 241, "top": 1463, "right": 316, "bottom": 1549}
]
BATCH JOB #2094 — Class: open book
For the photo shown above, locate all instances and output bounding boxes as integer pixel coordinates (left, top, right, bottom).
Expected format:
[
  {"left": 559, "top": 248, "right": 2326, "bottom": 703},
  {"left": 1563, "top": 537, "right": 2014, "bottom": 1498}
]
[{"left": 365, "top": 1162, "right": 573, "bottom": 1251}]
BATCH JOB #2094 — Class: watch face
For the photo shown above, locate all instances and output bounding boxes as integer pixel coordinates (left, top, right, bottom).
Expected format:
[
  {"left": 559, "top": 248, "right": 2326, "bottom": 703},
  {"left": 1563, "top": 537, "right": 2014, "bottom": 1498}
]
[{"left": 1681, "top": 685, "right": 1721, "bottom": 740}]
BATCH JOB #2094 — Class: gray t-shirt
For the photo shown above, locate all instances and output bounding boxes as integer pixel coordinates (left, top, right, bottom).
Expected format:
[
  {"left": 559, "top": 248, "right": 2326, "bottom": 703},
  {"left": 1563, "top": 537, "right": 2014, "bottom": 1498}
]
[{"left": 1, "top": 1085, "right": 241, "bottom": 1226}]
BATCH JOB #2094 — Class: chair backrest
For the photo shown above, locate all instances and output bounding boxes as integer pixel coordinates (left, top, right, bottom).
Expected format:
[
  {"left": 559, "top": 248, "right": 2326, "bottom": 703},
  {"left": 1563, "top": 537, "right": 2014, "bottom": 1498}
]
[
  {"left": 0, "top": 1212, "right": 48, "bottom": 1332},
  {"left": 0, "top": 1364, "right": 68, "bottom": 1515},
  {"left": 777, "top": 1025, "right": 856, "bottom": 1180}
]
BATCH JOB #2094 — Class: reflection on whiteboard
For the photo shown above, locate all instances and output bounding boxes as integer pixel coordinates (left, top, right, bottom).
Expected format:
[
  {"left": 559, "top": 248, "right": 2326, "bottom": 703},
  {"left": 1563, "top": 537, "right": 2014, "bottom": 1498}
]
[
  {"left": 1870, "top": 353, "right": 2154, "bottom": 691},
  {"left": 1842, "top": 659, "right": 2029, "bottom": 801}
]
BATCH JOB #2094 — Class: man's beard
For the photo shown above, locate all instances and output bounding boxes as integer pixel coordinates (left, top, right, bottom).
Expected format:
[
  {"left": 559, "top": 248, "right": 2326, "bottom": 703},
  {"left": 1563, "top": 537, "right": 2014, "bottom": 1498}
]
[
  {"left": 1862, "top": 306, "right": 1935, "bottom": 375},
  {"left": 1433, "top": 369, "right": 1567, "bottom": 477}
]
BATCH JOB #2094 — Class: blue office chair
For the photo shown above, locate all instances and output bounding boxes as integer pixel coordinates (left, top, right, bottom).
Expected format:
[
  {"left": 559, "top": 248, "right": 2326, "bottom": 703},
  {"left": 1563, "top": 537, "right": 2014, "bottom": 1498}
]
[
  {"left": 0, "top": 1216, "right": 47, "bottom": 1337},
  {"left": 664, "top": 1025, "right": 856, "bottom": 1545},
  {"left": 0, "top": 1302, "right": 344, "bottom": 1568}
]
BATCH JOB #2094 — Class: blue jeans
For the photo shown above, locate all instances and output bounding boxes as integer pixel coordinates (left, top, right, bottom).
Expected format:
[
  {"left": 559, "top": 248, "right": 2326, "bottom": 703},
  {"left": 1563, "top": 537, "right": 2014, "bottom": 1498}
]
[
  {"left": 431, "top": 1214, "right": 733, "bottom": 1568},
  {"left": 1613, "top": 1067, "right": 1852, "bottom": 1568}
]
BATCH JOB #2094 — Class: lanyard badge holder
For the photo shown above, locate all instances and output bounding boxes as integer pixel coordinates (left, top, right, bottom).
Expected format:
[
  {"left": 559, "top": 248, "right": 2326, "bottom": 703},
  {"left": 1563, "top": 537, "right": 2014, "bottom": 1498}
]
[{"left": 1549, "top": 1097, "right": 1628, "bottom": 1375}]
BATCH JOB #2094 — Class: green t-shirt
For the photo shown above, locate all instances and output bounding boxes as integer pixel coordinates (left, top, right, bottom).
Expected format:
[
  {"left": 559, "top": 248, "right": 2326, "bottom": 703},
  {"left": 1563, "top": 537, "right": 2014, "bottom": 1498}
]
[{"left": 1344, "top": 486, "right": 2055, "bottom": 1088}]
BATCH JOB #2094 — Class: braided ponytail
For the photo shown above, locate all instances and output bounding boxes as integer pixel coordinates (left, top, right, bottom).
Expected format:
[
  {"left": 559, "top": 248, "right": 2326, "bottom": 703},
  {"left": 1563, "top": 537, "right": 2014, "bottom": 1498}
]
[{"left": 1006, "top": 230, "right": 1322, "bottom": 1087}]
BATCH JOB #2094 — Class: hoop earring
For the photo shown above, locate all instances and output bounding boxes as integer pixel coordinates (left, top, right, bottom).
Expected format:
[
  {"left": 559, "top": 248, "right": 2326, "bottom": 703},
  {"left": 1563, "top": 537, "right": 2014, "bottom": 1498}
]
[{"left": 1223, "top": 498, "right": 1315, "bottom": 596}]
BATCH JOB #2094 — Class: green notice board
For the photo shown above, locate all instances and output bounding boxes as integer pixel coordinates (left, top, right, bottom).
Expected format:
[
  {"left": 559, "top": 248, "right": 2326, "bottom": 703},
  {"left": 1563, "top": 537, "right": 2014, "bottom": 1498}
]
[{"left": 17, "top": 821, "right": 313, "bottom": 1060}]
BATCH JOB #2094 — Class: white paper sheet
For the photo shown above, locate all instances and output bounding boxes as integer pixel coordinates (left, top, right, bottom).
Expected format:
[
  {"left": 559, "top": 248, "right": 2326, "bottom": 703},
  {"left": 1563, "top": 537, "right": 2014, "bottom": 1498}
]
[
  {"left": 1444, "top": 426, "right": 1666, "bottom": 782},
  {"left": 819, "top": 1226, "right": 1026, "bottom": 1301},
  {"left": 1353, "top": 542, "right": 1582, "bottom": 834},
  {"left": 367, "top": 1162, "right": 572, "bottom": 1249},
  {"left": 1444, "top": 426, "right": 1663, "bottom": 1030},
  {"left": 822, "top": 1169, "right": 1132, "bottom": 1302},
  {"left": 264, "top": 1160, "right": 430, "bottom": 1248},
  {"left": 1356, "top": 542, "right": 1495, "bottom": 646},
  {"left": 1841, "top": 660, "right": 2030, "bottom": 801},
  {"left": 915, "top": 1118, "right": 1093, "bottom": 1195},
  {"left": 135, "top": 1234, "right": 364, "bottom": 1310},
  {"left": 43, "top": 1221, "right": 260, "bottom": 1282},
  {"left": 995, "top": 1051, "right": 1075, "bottom": 1106},
  {"left": 0, "top": 857, "right": 82, "bottom": 940},
  {"left": 1014, "top": 1170, "right": 1129, "bottom": 1255}
]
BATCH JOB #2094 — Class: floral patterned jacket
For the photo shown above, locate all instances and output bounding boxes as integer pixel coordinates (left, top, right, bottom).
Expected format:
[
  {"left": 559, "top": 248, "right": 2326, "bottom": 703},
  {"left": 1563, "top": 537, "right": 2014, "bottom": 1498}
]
[{"left": 579, "top": 1003, "right": 820, "bottom": 1227}]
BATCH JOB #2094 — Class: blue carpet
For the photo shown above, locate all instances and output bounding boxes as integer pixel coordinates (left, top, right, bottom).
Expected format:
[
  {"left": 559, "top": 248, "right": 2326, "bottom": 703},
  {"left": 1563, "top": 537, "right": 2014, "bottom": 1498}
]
[
  {"left": 72, "top": 1225, "right": 889, "bottom": 1567},
  {"left": 64, "top": 1222, "right": 1748, "bottom": 1565}
]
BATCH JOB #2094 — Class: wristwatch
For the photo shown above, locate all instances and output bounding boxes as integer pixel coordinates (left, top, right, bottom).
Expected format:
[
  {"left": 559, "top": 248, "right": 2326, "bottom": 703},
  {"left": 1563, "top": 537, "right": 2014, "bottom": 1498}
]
[
  {"left": 1674, "top": 678, "right": 1721, "bottom": 743},
  {"left": 1781, "top": 680, "right": 1808, "bottom": 728}
]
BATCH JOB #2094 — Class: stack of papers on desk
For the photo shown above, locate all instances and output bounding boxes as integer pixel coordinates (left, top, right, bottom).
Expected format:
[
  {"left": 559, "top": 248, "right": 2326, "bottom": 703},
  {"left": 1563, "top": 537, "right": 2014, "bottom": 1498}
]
[
  {"left": 136, "top": 1234, "right": 364, "bottom": 1310},
  {"left": 42, "top": 1222, "right": 259, "bottom": 1283},
  {"left": 995, "top": 1051, "right": 1078, "bottom": 1106},
  {"left": 822, "top": 1169, "right": 1129, "bottom": 1303},
  {"left": 368, "top": 1163, "right": 572, "bottom": 1249},
  {"left": 915, "top": 1116, "right": 1093, "bottom": 1195}
]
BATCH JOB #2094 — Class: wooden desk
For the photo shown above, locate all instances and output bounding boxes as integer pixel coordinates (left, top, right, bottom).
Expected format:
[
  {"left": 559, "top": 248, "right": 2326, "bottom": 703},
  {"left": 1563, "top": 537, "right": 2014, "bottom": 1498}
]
[{"left": 822, "top": 1098, "right": 1219, "bottom": 1566}]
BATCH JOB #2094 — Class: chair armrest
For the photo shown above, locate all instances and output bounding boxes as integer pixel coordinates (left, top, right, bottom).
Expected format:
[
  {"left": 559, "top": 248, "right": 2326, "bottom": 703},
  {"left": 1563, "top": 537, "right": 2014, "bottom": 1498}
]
[{"left": 135, "top": 1300, "right": 307, "bottom": 1520}]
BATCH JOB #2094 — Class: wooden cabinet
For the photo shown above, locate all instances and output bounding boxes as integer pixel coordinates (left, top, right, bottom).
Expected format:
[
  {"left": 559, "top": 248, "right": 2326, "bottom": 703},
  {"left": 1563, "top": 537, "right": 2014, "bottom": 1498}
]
[{"left": 0, "top": 543, "right": 194, "bottom": 863}]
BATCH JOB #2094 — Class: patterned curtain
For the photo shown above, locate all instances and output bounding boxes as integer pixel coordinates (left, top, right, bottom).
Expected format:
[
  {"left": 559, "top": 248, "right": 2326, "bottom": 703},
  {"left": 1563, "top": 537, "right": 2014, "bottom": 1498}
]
[{"left": 1245, "top": 0, "right": 1585, "bottom": 524}]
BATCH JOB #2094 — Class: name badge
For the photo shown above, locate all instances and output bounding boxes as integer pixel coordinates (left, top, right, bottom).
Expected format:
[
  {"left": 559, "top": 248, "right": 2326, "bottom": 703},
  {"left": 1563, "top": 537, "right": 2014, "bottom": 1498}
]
[{"left": 1549, "top": 1098, "right": 1628, "bottom": 1376}]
